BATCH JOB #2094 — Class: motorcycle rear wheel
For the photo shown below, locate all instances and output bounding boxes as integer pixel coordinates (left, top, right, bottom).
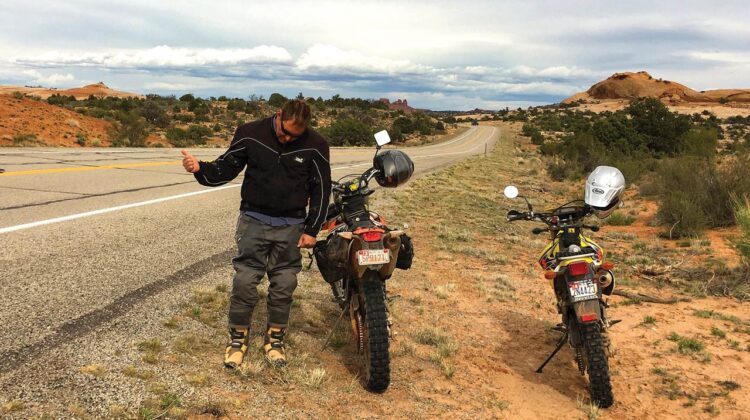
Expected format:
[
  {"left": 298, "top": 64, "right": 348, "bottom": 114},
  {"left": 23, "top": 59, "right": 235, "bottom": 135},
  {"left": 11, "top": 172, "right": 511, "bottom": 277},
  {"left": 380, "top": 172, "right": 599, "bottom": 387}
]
[
  {"left": 581, "top": 322, "right": 614, "bottom": 408},
  {"left": 360, "top": 271, "right": 390, "bottom": 392}
]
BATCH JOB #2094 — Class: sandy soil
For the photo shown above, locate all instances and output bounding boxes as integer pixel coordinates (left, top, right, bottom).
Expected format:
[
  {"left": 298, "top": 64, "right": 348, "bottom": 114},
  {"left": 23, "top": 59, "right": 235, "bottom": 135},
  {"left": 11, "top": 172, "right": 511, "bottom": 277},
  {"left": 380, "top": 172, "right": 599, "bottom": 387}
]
[
  {"left": 0, "top": 95, "right": 112, "bottom": 147},
  {"left": 0, "top": 82, "right": 141, "bottom": 100},
  {"left": 571, "top": 100, "right": 750, "bottom": 118}
]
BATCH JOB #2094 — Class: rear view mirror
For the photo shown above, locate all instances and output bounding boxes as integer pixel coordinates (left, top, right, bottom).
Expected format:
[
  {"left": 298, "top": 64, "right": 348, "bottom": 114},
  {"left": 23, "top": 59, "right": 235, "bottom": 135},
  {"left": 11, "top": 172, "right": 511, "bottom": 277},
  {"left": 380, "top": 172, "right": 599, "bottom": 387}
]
[
  {"left": 504, "top": 185, "right": 519, "bottom": 199},
  {"left": 374, "top": 130, "right": 391, "bottom": 147}
]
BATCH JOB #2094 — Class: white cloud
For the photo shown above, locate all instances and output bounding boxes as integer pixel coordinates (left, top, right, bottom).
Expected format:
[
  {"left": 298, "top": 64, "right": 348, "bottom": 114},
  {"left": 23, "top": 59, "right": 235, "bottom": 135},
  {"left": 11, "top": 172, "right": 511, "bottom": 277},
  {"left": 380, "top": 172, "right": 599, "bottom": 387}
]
[
  {"left": 11, "top": 45, "right": 292, "bottom": 69},
  {"left": 686, "top": 51, "right": 750, "bottom": 64},
  {"left": 295, "top": 45, "right": 431, "bottom": 75},
  {"left": 22, "top": 69, "right": 75, "bottom": 86}
]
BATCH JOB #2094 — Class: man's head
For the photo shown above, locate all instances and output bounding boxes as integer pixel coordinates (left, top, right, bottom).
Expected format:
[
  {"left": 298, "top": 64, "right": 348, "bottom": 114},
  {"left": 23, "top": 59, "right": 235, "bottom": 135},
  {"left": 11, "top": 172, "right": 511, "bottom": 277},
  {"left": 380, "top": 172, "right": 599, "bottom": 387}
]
[{"left": 275, "top": 100, "right": 311, "bottom": 144}]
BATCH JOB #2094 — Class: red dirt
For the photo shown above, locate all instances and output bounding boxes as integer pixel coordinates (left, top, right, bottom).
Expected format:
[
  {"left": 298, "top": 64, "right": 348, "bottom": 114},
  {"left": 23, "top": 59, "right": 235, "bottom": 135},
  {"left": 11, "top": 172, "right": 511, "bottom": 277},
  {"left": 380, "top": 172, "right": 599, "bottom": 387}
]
[{"left": 0, "top": 95, "right": 112, "bottom": 147}]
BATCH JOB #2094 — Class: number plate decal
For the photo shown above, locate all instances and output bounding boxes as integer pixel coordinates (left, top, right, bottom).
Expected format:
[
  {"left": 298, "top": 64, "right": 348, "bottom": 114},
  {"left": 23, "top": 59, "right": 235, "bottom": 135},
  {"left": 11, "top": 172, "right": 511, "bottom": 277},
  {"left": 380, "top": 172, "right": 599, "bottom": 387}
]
[
  {"left": 568, "top": 279, "right": 598, "bottom": 302},
  {"left": 357, "top": 249, "right": 391, "bottom": 266}
]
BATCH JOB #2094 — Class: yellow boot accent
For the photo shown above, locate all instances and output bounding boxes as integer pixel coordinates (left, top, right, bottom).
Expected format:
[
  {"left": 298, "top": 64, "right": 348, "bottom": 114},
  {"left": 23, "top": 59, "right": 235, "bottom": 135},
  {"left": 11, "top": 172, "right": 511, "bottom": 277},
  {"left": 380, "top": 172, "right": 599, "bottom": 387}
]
[
  {"left": 224, "top": 327, "right": 249, "bottom": 369},
  {"left": 263, "top": 327, "right": 287, "bottom": 367}
]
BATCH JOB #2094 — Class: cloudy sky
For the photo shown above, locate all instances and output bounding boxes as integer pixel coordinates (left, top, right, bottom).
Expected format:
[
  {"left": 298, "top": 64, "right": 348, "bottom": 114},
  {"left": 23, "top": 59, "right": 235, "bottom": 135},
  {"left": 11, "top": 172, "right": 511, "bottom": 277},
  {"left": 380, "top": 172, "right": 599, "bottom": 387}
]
[{"left": 0, "top": 0, "right": 748, "bottom": 110}]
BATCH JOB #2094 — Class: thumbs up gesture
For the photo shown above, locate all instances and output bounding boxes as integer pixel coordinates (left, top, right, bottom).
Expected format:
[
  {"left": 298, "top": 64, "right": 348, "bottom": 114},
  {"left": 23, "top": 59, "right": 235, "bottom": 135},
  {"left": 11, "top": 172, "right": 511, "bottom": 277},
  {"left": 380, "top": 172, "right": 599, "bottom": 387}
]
[{"left": 181, "top": 150, "right": 200, "bottom": 173}]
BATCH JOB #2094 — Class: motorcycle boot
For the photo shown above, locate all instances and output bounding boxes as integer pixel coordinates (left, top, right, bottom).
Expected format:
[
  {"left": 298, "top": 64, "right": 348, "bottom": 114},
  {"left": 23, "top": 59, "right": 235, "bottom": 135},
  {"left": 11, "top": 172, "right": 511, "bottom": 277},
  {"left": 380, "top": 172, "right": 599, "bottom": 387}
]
[
  {"left": 263, "top": 326, "right": 287, "bottom": 367},
  {"left": 224, "top": 327, "right": 250, "bottom": 369}
]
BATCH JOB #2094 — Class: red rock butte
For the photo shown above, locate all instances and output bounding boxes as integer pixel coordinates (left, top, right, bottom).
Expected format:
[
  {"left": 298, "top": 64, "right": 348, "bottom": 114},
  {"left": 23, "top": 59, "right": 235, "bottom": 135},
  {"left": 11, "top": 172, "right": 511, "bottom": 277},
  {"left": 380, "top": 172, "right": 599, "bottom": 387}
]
[{"left": 564, "top": 71, "right": 750, "bottom": 104}]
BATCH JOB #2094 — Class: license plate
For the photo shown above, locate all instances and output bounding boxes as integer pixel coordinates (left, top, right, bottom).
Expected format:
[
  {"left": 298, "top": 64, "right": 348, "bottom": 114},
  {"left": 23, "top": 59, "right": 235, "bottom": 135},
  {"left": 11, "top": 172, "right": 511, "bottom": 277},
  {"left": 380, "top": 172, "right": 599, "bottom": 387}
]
[
  {"left": 569, "top": 279, "right": 598, "bottom": 302},
  {"left": 357, "top": 249, "right": 391, "bottom": 266}
]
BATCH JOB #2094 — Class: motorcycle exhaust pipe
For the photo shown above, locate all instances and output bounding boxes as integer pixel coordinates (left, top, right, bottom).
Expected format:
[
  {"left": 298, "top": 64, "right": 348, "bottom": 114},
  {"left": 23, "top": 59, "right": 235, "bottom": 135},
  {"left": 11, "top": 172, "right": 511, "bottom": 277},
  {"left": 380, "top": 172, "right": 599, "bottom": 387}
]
[
  {"left": 384, "top": 231, "right": 402, "bottom": 252},
  {"left": 597, "top": 270, "right": 614, "bottom": 288}
]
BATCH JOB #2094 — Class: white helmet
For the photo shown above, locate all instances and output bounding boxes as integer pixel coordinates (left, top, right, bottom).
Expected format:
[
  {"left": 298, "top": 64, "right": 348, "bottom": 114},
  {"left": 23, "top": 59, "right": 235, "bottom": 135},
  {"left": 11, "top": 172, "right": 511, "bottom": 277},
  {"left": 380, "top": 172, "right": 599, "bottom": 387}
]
[{"left": 585, "top": 166, "right": 625, "bottom": 218}]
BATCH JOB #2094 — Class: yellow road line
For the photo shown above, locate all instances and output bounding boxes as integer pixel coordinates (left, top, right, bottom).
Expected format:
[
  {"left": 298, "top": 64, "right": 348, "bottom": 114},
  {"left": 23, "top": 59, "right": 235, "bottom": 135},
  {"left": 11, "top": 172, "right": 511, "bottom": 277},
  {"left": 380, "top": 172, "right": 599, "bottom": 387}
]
[{"left": 0, "top": 160, "right": 181, "bottom": 176}]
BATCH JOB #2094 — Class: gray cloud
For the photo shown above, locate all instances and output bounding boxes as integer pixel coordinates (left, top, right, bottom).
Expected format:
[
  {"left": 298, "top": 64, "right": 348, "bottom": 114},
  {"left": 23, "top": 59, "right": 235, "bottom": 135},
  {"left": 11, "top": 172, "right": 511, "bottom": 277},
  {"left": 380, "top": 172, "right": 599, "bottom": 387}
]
[{"left": 1, "top": 0, "right": 749, "bottom": 109}]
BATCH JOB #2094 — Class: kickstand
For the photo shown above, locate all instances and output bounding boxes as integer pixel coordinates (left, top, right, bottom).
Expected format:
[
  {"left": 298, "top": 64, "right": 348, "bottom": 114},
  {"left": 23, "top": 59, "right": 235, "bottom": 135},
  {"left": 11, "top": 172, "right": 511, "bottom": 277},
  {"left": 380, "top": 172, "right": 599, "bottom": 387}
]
[
  {"left": 535, "top": 331, "right": 568, "bottom": 373},
  {"left": 320, "top": 301, "right": 349, "bottom": 352}
]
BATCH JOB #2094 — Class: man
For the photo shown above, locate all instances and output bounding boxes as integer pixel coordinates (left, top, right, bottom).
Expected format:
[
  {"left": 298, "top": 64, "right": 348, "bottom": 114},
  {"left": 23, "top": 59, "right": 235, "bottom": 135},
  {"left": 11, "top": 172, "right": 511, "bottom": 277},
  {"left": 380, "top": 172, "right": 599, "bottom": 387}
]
[{"left": 181, "top": 100, "right": 331, "bottom": 368}]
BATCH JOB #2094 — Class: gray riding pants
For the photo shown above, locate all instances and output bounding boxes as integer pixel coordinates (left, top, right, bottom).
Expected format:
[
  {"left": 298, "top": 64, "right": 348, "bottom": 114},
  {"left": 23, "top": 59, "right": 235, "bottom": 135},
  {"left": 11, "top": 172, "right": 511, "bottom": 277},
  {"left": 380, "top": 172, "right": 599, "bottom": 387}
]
[{"left": 228, "top": 214, "right": 303, "bottom": 329}]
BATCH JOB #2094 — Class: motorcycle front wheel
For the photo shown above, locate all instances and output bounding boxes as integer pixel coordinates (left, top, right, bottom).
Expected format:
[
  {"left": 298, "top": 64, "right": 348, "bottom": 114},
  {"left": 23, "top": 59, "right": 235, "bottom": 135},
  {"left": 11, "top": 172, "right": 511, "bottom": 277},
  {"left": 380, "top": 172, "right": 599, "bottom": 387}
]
[{"left": 360, "top": 270, "right": 390, "bottom": 392}]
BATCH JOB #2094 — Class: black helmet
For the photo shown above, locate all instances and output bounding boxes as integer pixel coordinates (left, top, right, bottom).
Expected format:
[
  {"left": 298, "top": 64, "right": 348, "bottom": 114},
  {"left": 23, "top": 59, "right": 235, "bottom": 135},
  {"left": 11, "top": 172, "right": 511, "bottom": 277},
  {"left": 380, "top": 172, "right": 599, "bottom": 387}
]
[{"left": 373, "top": 150, "right": 414, "bottom": 188}]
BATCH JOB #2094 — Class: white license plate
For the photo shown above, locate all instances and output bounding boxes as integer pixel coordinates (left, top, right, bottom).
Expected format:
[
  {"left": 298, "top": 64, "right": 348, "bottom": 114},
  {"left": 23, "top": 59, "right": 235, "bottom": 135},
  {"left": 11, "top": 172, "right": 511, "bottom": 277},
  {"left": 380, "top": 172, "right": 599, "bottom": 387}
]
[
  {"left": 357, "top": 249, "right": 391, "bottom": 266},
  {"left": 569, "top": 279, "right": 598, "bottom": 302}
]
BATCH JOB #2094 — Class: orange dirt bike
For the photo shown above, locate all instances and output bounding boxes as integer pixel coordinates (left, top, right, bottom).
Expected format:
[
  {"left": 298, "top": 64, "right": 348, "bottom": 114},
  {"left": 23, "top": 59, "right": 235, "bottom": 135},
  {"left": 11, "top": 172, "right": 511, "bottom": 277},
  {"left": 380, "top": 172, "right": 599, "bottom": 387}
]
[
  {"left": 504, "top": 185, "right": 618, "bottom": 408},
  {"left": 314, "top": 131, "right": 414, "bottom": 392}
]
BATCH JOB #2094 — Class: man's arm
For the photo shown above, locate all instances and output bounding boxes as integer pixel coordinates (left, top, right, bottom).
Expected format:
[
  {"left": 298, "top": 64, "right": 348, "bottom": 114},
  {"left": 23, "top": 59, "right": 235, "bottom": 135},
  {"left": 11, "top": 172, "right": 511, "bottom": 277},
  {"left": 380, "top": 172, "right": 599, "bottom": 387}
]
[
  {"left": 183, "top": 129, "right": 248, "bottom": 186},
  {"left": 303, "top": 143, "right": 332, "bottom": 237}
]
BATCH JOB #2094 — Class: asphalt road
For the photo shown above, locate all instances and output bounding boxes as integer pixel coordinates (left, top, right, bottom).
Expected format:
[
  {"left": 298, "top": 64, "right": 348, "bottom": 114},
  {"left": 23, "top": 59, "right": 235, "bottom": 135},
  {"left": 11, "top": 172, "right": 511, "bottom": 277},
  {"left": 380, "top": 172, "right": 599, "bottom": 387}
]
[{"left": 0, "top": 125, "right": 499, "bottom": 379}]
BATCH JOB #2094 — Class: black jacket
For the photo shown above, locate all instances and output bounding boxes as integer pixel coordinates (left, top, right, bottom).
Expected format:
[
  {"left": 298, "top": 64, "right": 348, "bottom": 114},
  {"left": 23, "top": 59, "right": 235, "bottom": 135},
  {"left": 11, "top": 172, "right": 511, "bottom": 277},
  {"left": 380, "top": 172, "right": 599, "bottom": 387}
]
[{"left": 194, "top": 117, "right": 331, "bottom": 236}]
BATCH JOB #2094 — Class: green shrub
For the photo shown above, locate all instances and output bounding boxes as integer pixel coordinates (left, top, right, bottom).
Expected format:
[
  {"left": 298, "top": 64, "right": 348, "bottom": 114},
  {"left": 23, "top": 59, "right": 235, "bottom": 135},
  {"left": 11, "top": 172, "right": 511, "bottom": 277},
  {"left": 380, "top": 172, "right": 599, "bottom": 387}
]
[
  {"left": 109, "top": 111, "right": 147, "bottom": 147},
  {"left": 165, "top": 125, "right": 211, "bottom": 147},
  {"left": 653, "top": 154, "right": 750, "bottom": 237},
  {"left": 267, "top": 92, "right": 288, "bottom": 108},
  {"left": 12, "top": 133, "right": 44, "bottom": 146},
  {"left": 733, "top": 196, "right": 750, "bottom": 260},
  {"left": 319, "top": 118, "right": 372, "bottom": 146},
  {"left": 606, "top": 213, "right": 636, "bottom": 226}
]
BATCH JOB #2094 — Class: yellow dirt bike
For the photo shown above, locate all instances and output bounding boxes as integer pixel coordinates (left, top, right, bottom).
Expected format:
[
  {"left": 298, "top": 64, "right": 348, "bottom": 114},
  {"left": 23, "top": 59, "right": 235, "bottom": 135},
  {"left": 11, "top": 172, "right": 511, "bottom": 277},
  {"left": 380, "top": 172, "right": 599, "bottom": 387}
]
[{"left": 504, "top": 185, "right": 617, "bottom": 408}]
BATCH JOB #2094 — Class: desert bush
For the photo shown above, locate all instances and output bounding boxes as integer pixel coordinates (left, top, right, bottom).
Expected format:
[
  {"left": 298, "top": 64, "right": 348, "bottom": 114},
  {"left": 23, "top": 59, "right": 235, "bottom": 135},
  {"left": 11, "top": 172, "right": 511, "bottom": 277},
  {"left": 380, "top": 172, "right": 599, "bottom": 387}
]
[
  {"left": 733, "top": 197, "right": 750, "bottom": 260},
  {"left": 319, "top": 118, "right": 372, "bottom": 146},
  {"left": 680, "top": 128, "right": 718, "bottom": 158},
  {"left": 655, "top": 154, "right": 750, "bottom": 237},
  {"left": 47, "top": 94, "right": 76, "bottom": 106},
  {"left": 655, "top": 157, "right": 718, "bottom": 237},
  {"left": 140, "top": 101, "right": 170, "bottom": 128},
  {"left": 166, "top": 125, "right": 211, "bottom": 147},
  {"left": 12, "top": 133, "right": 44, "bottom": 146},
  {"left": 109, "top": 111, "right": 147, "bottom": 147},
  {"left": 267, "top": 93, "right": 288, "bottom": 108},
  {"left": 605, "top": 213, "right": 636, "bottom": 226},
  {"left": 626, "top": 98, "right": 691, "bottom": 155},
  {"left": 522, "top": 123, "right": 544, "bottom": 145}
]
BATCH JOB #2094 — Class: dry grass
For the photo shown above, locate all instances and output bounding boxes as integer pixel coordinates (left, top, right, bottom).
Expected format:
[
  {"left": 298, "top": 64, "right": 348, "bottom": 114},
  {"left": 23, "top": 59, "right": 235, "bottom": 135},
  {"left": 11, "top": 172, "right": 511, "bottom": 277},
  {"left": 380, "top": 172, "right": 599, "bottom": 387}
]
[
  {"left": 1, "top": 400, "right": 25, "bottom": 413},
  {"left": 122, "top": 366, "right": 153, "bottom": 380},
  {"left": 79, "top": 364, "right": 106, "bottom": 377}
]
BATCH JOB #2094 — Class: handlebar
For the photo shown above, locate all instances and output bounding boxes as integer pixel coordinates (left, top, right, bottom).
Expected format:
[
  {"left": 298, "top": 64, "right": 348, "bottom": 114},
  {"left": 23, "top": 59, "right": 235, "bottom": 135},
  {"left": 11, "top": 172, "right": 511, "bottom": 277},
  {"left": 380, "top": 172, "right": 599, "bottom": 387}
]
[
  {"left": 506, "top": 208, "right": 600, "bottom": 233},
  {"left": 331, "top": 167, "right": 379, "bottom": 194}
]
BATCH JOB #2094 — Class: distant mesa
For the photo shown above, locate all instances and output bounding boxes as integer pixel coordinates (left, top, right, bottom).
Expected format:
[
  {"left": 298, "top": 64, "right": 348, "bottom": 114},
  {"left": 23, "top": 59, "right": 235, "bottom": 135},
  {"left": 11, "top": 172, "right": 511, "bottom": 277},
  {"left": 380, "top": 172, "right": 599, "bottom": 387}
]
[
  {"left": 379, "top": 98, "right": 416, "bottom": 113},
  {"left": 0, "top": 82, "right": 142, "bottom": 100},
  {"left": 564, "top": 71, "right": 750, "bottom": 104}
]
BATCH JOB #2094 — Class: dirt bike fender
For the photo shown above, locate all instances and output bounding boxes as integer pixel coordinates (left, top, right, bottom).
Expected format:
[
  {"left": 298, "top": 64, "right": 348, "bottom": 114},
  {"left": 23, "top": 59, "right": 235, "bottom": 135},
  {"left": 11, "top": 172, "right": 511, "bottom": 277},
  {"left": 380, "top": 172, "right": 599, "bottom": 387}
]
[{"left": 572, "top": 299, "right": 602, "bottom": 324}]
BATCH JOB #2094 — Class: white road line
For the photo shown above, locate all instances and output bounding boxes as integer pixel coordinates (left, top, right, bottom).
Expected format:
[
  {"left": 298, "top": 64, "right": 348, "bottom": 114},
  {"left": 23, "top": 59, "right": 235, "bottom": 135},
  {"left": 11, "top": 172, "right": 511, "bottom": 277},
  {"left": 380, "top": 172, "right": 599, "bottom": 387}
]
[
  {"left": 0, "top": 162, "right": 369, "bottom": 234},
  {"left": 0, "top": 129, "right": 497, "bottom": 235},
  {"left": 0, "top": 185, "right": 240, "bottom": 234}
]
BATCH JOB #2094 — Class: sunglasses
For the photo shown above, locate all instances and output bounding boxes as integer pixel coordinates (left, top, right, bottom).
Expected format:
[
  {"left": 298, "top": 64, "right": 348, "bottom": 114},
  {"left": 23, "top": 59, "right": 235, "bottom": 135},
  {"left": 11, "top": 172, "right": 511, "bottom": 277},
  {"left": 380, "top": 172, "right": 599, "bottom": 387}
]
[{"left": 278, "top": 112, "right": 305, "bottom": 140}]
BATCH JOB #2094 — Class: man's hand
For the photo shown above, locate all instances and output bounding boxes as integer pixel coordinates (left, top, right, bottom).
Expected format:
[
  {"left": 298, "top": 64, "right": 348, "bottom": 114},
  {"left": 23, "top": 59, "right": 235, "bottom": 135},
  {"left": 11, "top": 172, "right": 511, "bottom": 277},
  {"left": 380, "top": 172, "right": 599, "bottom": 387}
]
[
  {"left": 297, "top": 233, "right": 317, "bottom": 248},
  {"left": 181, "top": 149, "right": 200, "bottom": 173}
]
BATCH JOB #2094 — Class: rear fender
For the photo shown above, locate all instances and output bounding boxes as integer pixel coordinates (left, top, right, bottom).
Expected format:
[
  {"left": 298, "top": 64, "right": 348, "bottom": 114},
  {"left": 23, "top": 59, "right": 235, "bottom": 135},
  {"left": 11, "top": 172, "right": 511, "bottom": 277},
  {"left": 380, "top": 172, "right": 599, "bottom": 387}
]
[
  {"left": 572, "top": 299, "right": 602, "bottom": 324},
  {"left": 348, "top": 228, "right": 399, "bottom": 280},
  {"left": 562, "top": 261, "right": 601, "bottom": 324}
]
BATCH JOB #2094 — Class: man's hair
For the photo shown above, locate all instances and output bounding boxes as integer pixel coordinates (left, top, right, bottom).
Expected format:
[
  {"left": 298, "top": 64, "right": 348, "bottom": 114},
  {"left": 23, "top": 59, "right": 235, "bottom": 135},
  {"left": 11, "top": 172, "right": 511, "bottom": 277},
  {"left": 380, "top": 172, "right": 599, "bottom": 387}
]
[{"left": 281, "top": 100, "right": 312, "bottom": 127}]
